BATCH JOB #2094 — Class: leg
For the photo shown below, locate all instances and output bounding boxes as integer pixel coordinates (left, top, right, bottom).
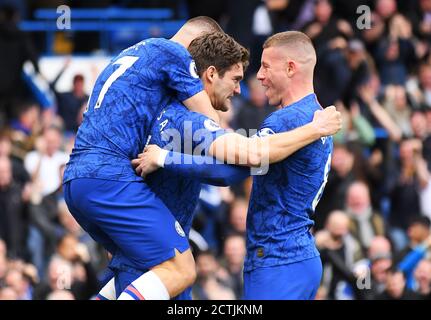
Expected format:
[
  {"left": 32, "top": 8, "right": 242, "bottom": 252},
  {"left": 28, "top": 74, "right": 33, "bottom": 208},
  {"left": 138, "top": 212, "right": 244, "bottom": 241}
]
[{"left": 65, "top": 178, "right": 195, "bottom": 299}]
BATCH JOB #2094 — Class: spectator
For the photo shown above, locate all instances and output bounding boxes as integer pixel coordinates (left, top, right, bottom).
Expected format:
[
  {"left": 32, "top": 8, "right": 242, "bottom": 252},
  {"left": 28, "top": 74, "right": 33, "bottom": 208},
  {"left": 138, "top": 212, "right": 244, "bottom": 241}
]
[
  {"left": 4, "top": 267, "right": 32, "bottom": 300},
  {"left": 315, "top": 143, "right": 358, "bottom": 230},
  {"left": 33, "top": 235, "right": 99, "bottom": 300},
  {"left": 362, "top": 236, "right": 393, "bottom": 299},
  {"left": 0, "top": 130, "right": 30, "bottom": 189},
  {"left": 410, "top": 63, "right": 431, "bottom": 109},
  {"left": 24, "top": 126, "right": 68, "bottom": 197},
  {"left": 57, "top": 200, "right": 106, "bottom": 273},
  {"left": 0, "top": 156, "right": 26, "bottom": 258},
  {"left": 409, "top": 110, "right": 431, "bottom": 169},
  {"left": 250, "top": 0, "right": 315, "bottom": 73},
  {"left": 333, "top": 100, "right": 376, "bottom": 147},
  {"left": 413, "top": 259, "right": 431, "bottom": 299},
  {"left": 27, "top": 181, "right": 66, "bottom": 278},
  {"left": 303, "top": 0, "right": 354, "bottom": 105},
  {"left": 315, "top": 210, "right": 364, "bottom": 300},
  {"left": 232, "top": 77, "right": 275, "bottom": 135},
  {"left": 388, "top": 139, "right": 430, "bottom": 250},
  {"left": 32, "top": 256, "right": 73, "bottom": 300},
  {"left": 383, "top": 85, "right": 414, "bottom": 138},
  {"left": 192, "top": 250, "right": 236, "bottom": 300},
  {"left": 376, "top": 267, "right": 422, "bottom": 299},
  {"left": 49, "top": 58, "right": 89, "bottom": 133},
  {"left": 228, "top": 198, "right": 248, "bottom": 237},
  {"left": 8, "top": 101, "right": 40, "bottom": 161},
  {"left": 394, "top": 216, "right": 431, "bottom": 263},
  {"left": 0, "top": 4, "right": 40, "bottom": 125},
  {"left": 345, "top": 181, "right": 385, "bottom": 251},
  {"left": 408, "top": 0, "right": 431, "bottom": 43},
  {"left": 222, "top": 234, "right": 246, "bottom": 299},
  {"left": 358, "top": 80, "right": 403, "bottom": 142}
]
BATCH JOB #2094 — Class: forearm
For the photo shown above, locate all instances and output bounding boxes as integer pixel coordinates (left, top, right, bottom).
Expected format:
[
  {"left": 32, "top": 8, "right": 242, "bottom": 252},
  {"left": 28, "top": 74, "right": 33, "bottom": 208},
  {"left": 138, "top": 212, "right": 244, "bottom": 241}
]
[
  {"left": 208, "top": 123, "right": 321, "bottom": 167},
  {"left": 352, "top": 116, "right": 376, "bottom": 146},
  {"left": 368, "top": 101, "right": 402, "bottom": 142},
  {"left": 163, "top": 151, "right": 250, "bottom": 186},
  {"left": 265, "top": 122, "right": 321, "bottom": 163}
]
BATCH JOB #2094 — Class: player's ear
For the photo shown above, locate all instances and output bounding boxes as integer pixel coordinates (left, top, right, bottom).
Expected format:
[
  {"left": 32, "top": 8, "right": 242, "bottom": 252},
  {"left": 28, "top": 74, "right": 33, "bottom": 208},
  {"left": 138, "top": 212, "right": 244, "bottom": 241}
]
[
  {"left": 286, "top": 60, "right": 296, "bottom": 78},
  {"left": 206, "top": 66, "right": 217, "bottom": 83}
]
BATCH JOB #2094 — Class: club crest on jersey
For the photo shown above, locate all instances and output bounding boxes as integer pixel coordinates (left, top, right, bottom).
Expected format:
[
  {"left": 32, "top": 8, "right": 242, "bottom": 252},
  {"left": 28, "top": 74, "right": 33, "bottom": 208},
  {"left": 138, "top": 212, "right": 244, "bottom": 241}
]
[
  {"left": 175, "top": 221, "right": 185, "bottom": 237},
  {"left": 189, "top": 60, "right": 199, "bottom": 79},
  {"left": 204, "top": 119, "right": 221, "bottom": 132},
  {"left": 258, "top": 128, "right": 275, "bottom": 137}
]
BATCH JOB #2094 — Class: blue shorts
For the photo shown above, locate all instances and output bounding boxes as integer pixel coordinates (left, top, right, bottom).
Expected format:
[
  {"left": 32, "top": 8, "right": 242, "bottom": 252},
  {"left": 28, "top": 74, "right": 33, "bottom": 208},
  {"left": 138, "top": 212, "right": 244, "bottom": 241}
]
[
  {"left": 63, "top": 178, "right": 190, "bottom": 271},
  {"left": 243, "top": 256, "right": 322, "bottom": 300}
]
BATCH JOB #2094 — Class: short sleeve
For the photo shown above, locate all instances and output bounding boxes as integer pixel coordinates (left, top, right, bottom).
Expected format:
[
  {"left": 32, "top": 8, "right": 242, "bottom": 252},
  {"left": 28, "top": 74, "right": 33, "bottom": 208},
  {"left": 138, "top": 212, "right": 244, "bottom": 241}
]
[
  {"left": 256, "top": 115, "right": 280, "bottom": 137},
  {"left": 159, "top": 42, "right": 204, "bottom": 102}
]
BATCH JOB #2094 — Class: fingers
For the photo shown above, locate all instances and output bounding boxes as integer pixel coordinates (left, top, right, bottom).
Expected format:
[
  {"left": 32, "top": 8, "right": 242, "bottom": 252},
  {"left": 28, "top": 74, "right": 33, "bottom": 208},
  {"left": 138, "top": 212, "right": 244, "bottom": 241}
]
[
  {"left": 135, "top": 164, "right": 144, "bottom": 177},
  {"left": 131, "top": 158, "right": 141, "bottom": 168}
]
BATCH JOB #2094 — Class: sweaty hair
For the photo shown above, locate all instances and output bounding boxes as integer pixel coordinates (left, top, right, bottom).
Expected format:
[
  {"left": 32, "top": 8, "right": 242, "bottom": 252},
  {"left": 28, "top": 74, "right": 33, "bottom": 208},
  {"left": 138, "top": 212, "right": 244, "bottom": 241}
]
[
  {"left": 263, "top": 31, "right": 316, "bottom": 66},
  {"left": 188, "top": 32, "right": 249, "bottom": 78},
  {"left": 185, "top": 16, "right": 223, "bottom": 34}
]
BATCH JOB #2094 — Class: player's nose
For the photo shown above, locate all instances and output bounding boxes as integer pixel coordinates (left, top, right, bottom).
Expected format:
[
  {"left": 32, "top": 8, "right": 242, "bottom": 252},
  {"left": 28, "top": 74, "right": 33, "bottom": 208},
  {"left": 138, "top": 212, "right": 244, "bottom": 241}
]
[
  {"left": 234, "top": 84, "right": 241, "bottom": 95},
  {"left": 257, "top": 67, "right": 265, "bottom": 80}
]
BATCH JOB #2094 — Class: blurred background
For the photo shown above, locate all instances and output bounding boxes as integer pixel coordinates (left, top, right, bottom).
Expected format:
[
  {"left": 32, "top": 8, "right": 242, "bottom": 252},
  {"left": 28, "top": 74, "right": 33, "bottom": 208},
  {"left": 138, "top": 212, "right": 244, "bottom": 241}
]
[{"left": 0, "top": 0, "right": 431, "bottom": 300}]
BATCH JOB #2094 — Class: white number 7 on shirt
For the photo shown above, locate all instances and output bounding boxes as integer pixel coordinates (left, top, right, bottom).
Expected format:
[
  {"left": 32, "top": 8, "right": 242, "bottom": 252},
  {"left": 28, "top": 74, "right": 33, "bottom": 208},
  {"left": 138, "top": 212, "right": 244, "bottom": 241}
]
[{"left": 94, "top": 56, "right": 139, "bottom": 109}]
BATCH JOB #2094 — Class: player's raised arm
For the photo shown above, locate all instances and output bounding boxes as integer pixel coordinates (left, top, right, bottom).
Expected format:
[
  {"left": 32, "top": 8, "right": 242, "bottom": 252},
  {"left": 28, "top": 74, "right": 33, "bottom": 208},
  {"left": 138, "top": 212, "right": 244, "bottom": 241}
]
[
  {"left": 133, "top": 105, "right": 341, "bottom": 178},
  {"left": 208, "top": 105, "right": 341, "bottom": 167}
]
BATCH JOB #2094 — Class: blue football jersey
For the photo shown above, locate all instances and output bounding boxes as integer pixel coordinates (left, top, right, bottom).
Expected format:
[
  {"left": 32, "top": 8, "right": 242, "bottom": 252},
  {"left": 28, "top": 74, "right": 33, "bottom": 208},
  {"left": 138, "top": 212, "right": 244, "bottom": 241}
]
[
  {"left": 64, "top": 38, "right": 203, "bottom": 182},
  {"left": 146, "top": 101, "right": 227, "bottom": 235},
  {"left": 244, "top": 94, "right": 333, "bottom": 272}
]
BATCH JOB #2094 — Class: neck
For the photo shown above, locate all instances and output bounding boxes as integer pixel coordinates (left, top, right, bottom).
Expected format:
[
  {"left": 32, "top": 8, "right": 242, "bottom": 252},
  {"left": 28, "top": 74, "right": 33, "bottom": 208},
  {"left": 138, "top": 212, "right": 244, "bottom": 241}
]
[
  {"left": 281, "top": 81, "right": 314, "bottom": 107},
  {"left": 170, "top": 27, "right": 199, "bottom": 49}
]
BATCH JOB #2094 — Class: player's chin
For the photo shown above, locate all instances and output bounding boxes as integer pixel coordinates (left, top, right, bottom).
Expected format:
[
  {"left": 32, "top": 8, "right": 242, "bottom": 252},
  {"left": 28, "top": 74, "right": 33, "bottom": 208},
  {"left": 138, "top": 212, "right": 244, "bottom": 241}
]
[{"left": 218, "top": 100, "right": 231, "bottom": 112}]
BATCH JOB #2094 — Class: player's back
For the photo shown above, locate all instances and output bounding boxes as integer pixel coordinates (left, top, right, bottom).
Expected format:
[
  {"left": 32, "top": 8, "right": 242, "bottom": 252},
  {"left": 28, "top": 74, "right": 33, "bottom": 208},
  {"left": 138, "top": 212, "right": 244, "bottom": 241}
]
[
  {"left": 64, "top": 38, "right": 203, "bottom": 183},
  {"left": 245, "top": 94, "right": 333, "bottom": 272},
  {"left": 146, "top": 101, "right": 225, "bottom": 235}
]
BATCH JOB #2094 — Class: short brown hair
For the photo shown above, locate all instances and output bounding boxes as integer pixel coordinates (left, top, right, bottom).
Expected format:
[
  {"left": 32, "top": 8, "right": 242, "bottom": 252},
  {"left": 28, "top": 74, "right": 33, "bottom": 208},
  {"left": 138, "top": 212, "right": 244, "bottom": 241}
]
[
  {"left": 188, "top": 32, "right": 249, "bottom": 77},
  {"left": 185, "top": 16, "right": 223, "bottom": 34}
]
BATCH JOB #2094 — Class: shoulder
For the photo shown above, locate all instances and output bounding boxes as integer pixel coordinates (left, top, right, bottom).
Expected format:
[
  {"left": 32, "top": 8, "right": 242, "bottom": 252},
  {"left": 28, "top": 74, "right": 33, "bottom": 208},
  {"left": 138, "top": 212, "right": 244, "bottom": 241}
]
[
  {"left": 258, "top": 109, "right": 284, "bottom": 133},
  {"left": 161, "top": 101, "right": 188, "bottom": 121},
  {"left": 151, "top": 38, "right": 190, "bottom": 58}
]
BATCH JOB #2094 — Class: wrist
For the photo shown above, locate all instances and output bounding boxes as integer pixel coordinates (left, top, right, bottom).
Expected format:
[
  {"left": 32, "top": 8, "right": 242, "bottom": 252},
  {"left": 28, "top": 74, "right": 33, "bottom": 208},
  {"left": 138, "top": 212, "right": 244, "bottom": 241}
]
[
  {"left": 156, "top": 149, "right": 169, "bottom": 168},
  {"left": 309, "top": 121, "right": 326, "bottom": 138}
]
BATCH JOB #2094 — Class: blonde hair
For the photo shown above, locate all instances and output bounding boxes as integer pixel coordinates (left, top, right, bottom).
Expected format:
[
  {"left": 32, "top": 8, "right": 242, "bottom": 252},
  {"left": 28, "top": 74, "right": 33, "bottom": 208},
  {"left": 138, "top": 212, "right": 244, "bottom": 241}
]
[{"left": 263, "top": 31, "right": 316, "bottom": 67}]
